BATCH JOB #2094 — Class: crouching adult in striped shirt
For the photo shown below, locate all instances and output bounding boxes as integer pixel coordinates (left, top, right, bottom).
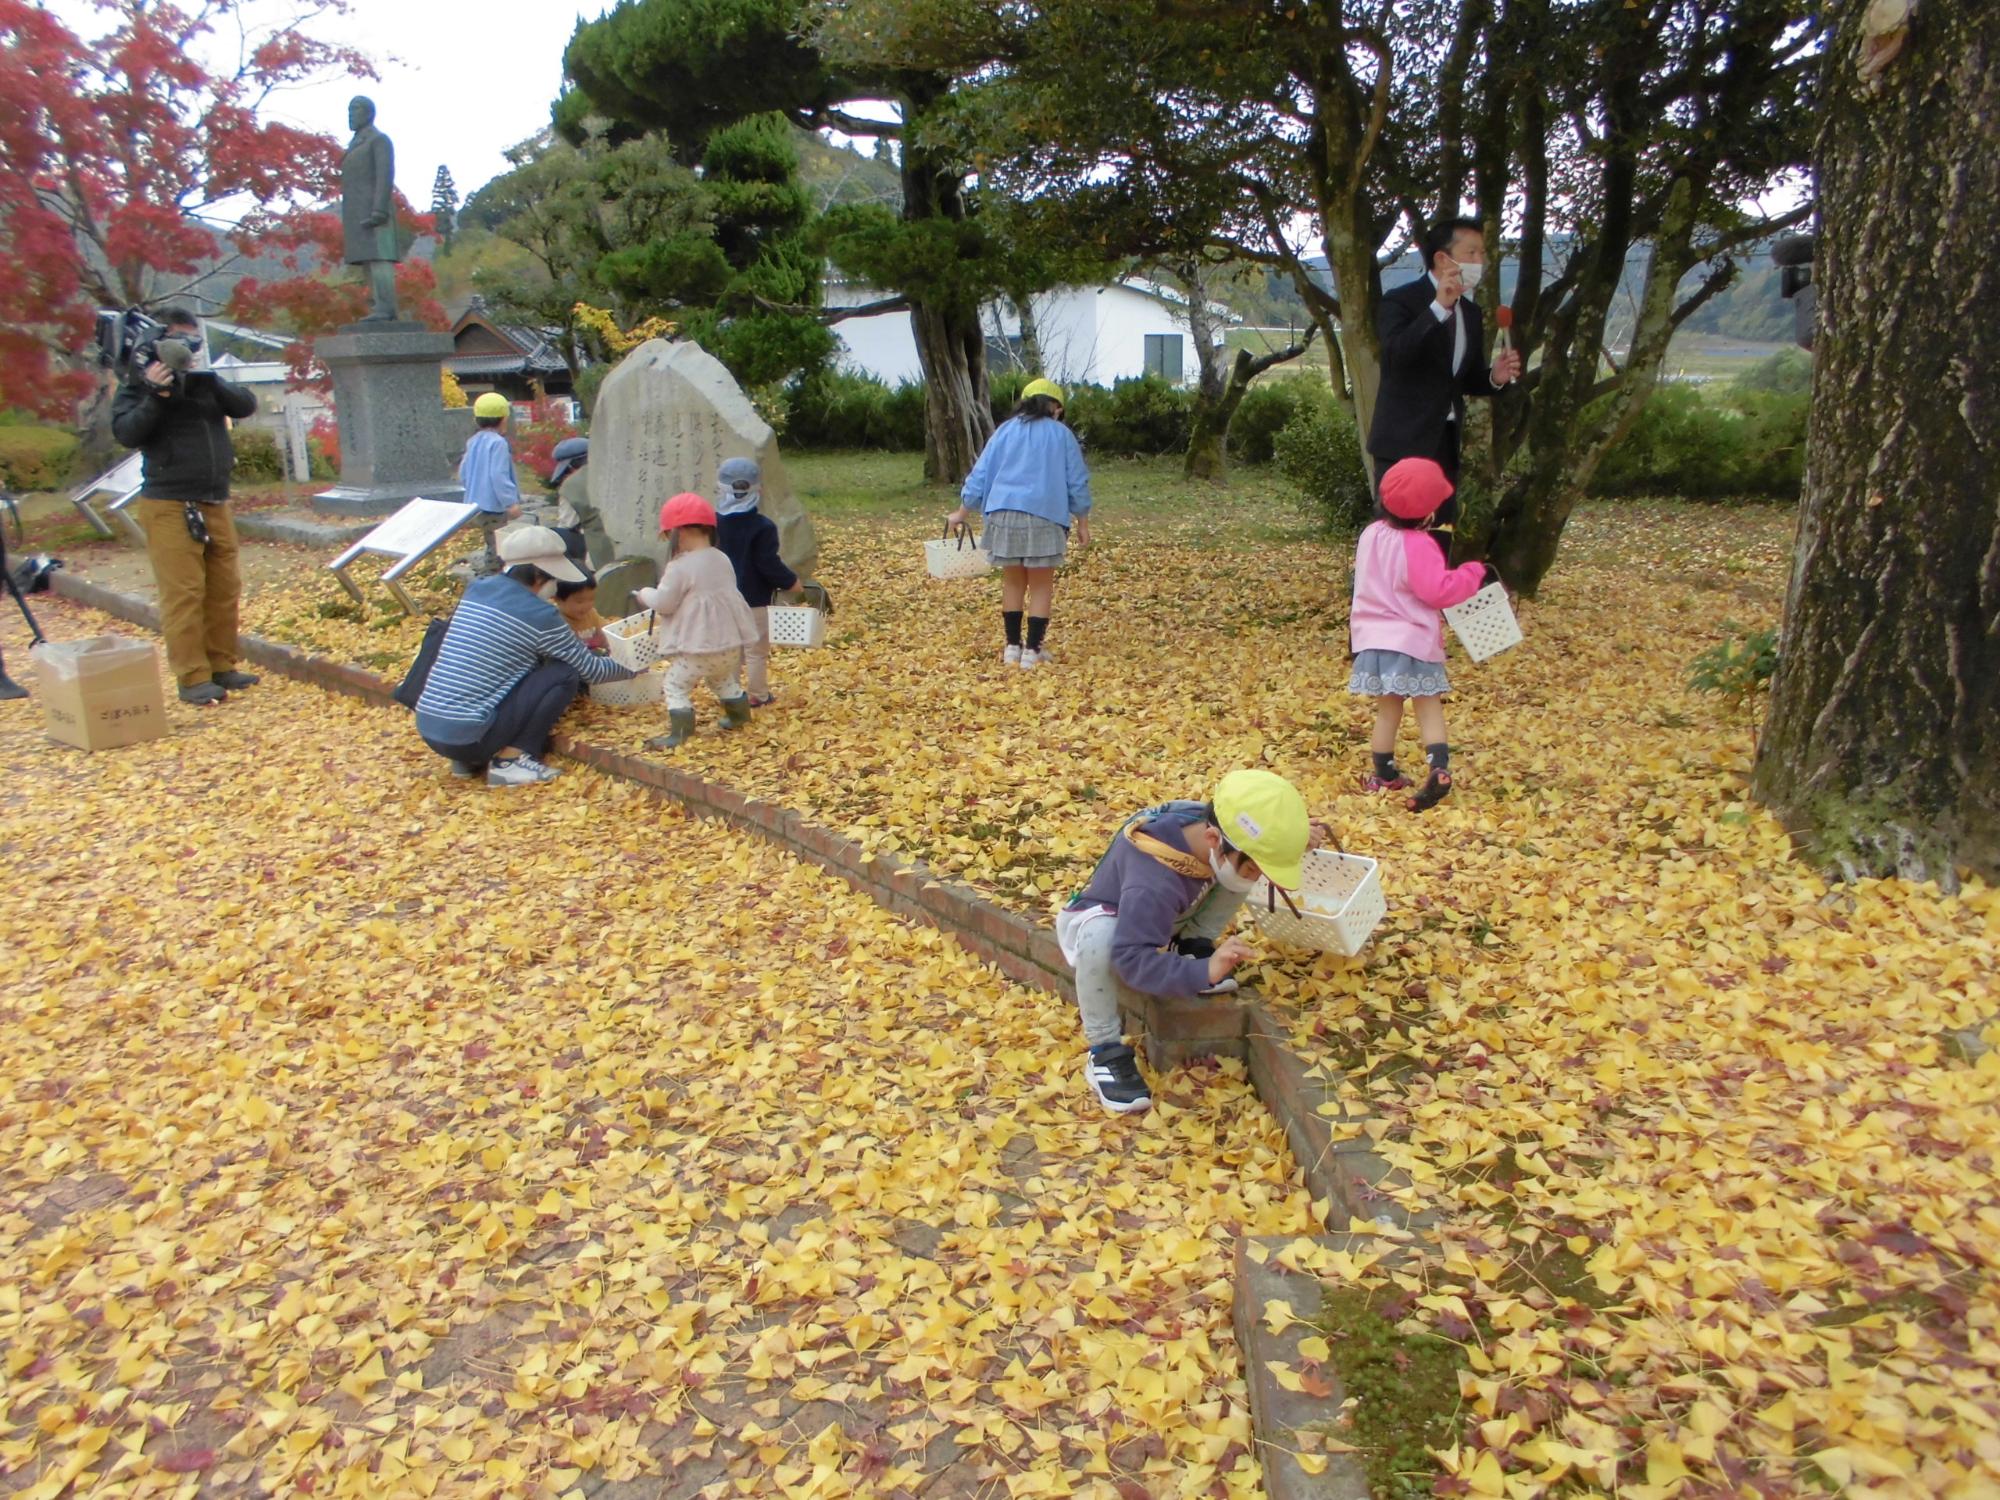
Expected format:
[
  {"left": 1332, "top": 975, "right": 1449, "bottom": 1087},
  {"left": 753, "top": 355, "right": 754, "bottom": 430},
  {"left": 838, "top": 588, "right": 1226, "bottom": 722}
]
[{"left": 415, "top": 526, "right": 635, "bottom": 786}]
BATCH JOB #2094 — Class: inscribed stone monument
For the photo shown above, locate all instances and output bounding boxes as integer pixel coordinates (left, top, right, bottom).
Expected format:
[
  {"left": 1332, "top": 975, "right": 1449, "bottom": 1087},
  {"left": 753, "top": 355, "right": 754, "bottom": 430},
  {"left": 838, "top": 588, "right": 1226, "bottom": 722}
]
[{"left": 590, "top": 341, "right": 818, "bottom": 577}]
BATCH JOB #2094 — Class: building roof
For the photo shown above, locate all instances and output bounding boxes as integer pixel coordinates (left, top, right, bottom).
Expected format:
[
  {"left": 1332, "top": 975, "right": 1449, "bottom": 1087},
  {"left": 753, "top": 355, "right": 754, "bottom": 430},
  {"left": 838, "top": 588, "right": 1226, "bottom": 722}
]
[{"left": 447, "top": 298, "right": 575, "bottom": 377}]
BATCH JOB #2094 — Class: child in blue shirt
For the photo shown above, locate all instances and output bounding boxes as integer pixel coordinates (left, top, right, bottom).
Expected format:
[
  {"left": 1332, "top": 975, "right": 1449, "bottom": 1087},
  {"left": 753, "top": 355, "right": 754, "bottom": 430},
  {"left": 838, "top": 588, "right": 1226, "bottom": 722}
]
[{"left": 460, "top": 393, "right": 523, "bottom": 573}]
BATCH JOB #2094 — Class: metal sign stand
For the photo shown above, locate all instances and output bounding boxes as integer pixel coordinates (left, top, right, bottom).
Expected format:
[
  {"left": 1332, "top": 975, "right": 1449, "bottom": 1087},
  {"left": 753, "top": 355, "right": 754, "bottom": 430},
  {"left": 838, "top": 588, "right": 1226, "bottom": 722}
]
[
  {"left": 326, "top": 497, "right": 479, "bottom": 616},
  {"left": 70, "top": 454, "right": 147, "bottom": 541}
]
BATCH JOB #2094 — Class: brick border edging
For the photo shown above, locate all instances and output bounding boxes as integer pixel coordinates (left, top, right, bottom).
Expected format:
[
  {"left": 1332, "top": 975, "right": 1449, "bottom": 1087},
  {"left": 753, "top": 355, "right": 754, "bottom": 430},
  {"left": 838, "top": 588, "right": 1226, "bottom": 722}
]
[{"left": 50, "top": 568, "right": 1425, "bottom": 1499}]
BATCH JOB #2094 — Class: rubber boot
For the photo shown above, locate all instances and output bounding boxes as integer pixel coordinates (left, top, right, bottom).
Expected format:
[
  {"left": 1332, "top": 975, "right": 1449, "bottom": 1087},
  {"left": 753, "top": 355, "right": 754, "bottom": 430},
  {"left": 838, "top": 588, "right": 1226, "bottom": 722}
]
[
  {"left": 645, "top": 708, "right": 696, "bottom": 751},
  {"left": 0, "top": 647, "right": 27, "bottom": 701},
  {"left": 720, "top": 695, "right": 752, "bottom": 731}
]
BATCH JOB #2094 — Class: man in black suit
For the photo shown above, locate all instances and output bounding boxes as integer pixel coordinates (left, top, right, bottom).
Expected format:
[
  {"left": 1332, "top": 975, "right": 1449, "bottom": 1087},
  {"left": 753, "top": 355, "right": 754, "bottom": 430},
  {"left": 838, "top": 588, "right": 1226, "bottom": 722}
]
[{"left": 1368, "top": 217, "right": 1523, "bottom": 524}]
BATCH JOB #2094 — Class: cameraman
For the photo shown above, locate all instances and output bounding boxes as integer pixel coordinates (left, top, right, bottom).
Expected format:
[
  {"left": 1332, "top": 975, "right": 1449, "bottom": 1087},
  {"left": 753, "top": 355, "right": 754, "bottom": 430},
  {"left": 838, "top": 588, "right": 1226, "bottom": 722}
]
[{"left": 110, "top": 309, "right": 261, "bottom": 706}]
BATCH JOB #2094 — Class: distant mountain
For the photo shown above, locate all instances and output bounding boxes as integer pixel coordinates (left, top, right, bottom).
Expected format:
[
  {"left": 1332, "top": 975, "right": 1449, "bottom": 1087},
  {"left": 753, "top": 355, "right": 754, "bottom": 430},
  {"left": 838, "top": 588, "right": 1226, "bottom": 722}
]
[{"left": 794, "top": 133, "right": 902, "bottom": 212}]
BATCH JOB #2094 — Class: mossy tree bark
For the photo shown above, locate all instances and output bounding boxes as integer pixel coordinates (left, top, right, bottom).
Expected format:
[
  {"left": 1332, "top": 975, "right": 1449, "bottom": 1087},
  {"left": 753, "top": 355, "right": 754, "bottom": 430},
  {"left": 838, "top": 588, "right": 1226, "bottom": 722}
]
[{"left": 1751, "top": 0, "right": 1999, "bottom": 885}]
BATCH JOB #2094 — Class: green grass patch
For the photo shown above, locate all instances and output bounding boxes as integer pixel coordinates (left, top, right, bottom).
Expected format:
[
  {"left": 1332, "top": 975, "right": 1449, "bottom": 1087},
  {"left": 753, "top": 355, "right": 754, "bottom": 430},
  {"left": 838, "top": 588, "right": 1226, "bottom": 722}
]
[
  {"left": 1316, "top": 1286, "right": 1471, "bottom": 1500},
  {"left": 785, "top": 449, "right": 1321, "bottom": 554}
]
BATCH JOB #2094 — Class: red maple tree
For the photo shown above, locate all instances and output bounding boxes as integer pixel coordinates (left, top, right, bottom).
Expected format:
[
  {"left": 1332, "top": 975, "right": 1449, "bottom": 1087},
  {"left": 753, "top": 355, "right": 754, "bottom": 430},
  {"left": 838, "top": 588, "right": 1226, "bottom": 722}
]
[
  {"left": 0, "top": 0, "right": 371, "bottom": 417},
  {"left": 229, "top": 206, "right": 449, "bottom": 391}
]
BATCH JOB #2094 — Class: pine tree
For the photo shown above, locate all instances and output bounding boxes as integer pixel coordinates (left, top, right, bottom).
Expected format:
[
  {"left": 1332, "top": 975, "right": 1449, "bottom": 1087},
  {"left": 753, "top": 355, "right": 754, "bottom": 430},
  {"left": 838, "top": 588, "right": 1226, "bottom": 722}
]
[{"left": 431, "top": 166, "right": 459, "bottom": 251}]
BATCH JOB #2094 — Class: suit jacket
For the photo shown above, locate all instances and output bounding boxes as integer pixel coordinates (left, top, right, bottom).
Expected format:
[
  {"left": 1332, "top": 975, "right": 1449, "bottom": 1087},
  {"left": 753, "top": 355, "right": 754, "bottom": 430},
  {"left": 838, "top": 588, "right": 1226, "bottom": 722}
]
[{"left": 1366, "top": 276, "right": 1498, "bottom": 466}]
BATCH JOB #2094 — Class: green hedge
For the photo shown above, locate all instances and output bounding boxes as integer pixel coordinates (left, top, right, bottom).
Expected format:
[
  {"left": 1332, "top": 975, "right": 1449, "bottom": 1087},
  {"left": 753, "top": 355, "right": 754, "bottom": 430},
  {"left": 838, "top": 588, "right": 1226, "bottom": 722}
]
[
  {"left": 783, "top": 370, "right": 1198, "bottom": 458},
  {"left": 0, "top": 423, "right": 81, "bottom": 491},
  {"left": 1272, "top": 383, "right": 1373, "bottom": 535},
  {"left": 1589, "top": 384, "right": 1806, "bottom": 499},
  {"left": 231, "top": 427, "right": 287, "bottom": 483},
  {"left": 1229, "top": 381, "right": 1308, "bottom": 464}
]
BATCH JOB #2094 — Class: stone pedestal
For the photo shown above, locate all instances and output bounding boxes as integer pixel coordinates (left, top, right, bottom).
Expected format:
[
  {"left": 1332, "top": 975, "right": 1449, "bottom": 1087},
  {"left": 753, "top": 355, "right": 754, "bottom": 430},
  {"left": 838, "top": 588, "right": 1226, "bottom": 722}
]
[{"left": 314, "top": 323, "right": 471, "bottom": 517}]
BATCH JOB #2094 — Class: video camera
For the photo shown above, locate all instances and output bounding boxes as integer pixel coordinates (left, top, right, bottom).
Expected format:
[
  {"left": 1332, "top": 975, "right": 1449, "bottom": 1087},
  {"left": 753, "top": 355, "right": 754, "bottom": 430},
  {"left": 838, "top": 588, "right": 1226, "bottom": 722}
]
[
  {"left": 94, "top": 307, "right": 206, "bottom": 383},
  {"left": 1771, "top": 233, "right": 1816, "bottom": 352}
]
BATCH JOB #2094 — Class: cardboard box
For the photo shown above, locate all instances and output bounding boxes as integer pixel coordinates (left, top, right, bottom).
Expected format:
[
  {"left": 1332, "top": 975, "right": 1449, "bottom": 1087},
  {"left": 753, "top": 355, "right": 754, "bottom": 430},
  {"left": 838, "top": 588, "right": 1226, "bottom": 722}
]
[{"left": 32, "top": 636, "right": 168, "bottom": 751}]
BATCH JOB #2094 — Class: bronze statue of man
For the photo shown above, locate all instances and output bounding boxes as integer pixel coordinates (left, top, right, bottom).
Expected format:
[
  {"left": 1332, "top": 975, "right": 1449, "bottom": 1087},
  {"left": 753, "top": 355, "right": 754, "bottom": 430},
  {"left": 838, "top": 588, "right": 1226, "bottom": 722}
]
[{"left": 341, "top": 96, "right": 399, "bottom": 321}]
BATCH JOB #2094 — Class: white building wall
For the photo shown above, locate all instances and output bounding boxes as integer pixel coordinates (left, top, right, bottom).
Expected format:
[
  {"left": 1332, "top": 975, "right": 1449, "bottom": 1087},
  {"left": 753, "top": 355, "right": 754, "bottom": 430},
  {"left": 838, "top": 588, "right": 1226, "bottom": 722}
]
[
  {"left": 828, "top": 306, "right": 926, "bottom": 386},
  {"left": 830, "top": 281, "right": 1227, "bottom": 388}
]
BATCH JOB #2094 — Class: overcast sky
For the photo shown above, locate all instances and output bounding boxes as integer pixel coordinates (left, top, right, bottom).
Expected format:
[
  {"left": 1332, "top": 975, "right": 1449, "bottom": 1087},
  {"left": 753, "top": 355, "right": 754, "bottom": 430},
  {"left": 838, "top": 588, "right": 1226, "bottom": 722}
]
[{"left": 46, "top": 0, "right": 614, "bottom": 206}]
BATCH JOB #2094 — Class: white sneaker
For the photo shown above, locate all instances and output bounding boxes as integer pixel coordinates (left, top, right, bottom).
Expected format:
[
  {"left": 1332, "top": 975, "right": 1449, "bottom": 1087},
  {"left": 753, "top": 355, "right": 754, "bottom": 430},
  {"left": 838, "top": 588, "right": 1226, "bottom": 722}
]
[
  {"left": 487, "top": 754, "right": 559, "bottom": 787},
  {"left": 1002, "top": 644, "right": 1023, "bottom": 666},
  {"left": 1019, "top": 648, "right": 1046, "bottom": 669}
]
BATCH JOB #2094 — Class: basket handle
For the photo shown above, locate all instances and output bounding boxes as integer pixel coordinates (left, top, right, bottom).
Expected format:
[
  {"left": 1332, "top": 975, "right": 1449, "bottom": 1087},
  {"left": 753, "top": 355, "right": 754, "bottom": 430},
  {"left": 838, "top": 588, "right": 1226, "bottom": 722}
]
[{"left": 941, "top": 519, "right": 977, "bottom": 550}]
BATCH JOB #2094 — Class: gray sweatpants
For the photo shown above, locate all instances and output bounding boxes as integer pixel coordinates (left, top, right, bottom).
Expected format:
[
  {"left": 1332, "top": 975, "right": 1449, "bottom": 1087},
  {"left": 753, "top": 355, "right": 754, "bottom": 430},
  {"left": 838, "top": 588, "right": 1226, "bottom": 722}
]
[{"left": 1066, "top": 883, "right": 1246, "bottom": 1048}]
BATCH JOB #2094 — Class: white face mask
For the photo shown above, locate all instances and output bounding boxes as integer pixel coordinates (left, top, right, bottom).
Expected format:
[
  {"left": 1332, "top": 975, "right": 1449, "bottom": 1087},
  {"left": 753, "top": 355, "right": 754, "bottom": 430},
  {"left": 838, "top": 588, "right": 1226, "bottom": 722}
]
[
  {"left": 1209, "top": 846, "right": 1259, "bottom": 894},
  {"left": 1453, "top": 258, "right": 1485, "bottom": 293},
  {"left": 535, "top": 579, "right": 559, "bottom": 601}
]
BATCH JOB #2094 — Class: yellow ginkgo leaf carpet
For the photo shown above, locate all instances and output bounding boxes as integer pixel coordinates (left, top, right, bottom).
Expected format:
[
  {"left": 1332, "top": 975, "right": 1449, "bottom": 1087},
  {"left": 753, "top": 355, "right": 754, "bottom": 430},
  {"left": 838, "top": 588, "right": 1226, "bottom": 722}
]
[{"left": 0, "top": 670, "right": 1316, "bottom": 1499}]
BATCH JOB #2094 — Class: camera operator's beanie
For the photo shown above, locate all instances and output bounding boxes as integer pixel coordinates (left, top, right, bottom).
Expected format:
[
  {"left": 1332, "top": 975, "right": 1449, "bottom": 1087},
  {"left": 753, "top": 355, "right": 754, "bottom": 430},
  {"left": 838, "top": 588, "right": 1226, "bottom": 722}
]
[{"left": 1379, "top": 457, "right": 1455, "bottom": 521}]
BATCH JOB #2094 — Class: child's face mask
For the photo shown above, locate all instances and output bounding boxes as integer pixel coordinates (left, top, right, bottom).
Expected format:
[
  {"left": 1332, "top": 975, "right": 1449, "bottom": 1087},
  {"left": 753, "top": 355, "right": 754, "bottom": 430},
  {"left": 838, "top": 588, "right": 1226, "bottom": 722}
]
[{"left": 1209, "top": 846, "right": 1259, "bottom": 893}]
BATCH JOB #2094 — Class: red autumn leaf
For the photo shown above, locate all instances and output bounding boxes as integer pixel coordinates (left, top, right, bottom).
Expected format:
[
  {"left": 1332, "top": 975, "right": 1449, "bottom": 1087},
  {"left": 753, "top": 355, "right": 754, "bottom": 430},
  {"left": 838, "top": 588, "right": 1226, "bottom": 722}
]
[{"left": 155, "top": 1447, "right": 216, "bottom": 1474}]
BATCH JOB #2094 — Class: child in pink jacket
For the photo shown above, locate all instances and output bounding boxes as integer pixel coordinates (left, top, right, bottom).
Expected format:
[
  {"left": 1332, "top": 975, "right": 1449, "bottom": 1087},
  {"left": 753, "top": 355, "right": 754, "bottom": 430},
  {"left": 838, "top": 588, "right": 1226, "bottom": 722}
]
[
  {"left": 635, "top": 493, "right": 759, "bottom": 751},
  {"left": 1349, "top": 457, "right": 1501, "bottom": 811}
]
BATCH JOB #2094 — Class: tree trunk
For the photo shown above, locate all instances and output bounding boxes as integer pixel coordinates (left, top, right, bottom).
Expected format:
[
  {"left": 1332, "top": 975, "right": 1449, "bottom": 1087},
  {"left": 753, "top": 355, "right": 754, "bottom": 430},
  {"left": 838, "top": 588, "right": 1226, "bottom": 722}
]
[
  {"left": 1751, "top": 0, "right": 1999, "bottom": 886},
  {"left": 1186, "top": 337, "right": 1316, "bottom": 483},
  {"left": 1184, "top": 403, "right": 1229, "bottom": 482},
  {"left": 903, "top": 135, "right": 994, "bottom": 484},
  {"left": 1015, "top": 294, "right": 1044, "bottom": 377},
  {"left": 914, "top": 298, "right": 992, "bottom": 482},
  {"left": 1180, "top": 258, "right": 1231, "bottom": 482}
]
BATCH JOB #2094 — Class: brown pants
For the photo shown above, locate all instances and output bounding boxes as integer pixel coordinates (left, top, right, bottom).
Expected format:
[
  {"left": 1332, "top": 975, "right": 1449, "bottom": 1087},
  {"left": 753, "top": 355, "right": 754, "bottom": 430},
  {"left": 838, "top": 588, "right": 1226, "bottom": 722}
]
[{"left": 135, "top": 498, "right": 240, "bottom": 687}]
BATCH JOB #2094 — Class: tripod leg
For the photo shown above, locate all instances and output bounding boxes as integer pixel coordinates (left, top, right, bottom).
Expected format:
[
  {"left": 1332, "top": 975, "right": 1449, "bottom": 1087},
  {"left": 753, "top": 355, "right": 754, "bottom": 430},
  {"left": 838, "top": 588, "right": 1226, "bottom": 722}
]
[{"left": 5, "top": 571, "right": 46, "bottom": 646}]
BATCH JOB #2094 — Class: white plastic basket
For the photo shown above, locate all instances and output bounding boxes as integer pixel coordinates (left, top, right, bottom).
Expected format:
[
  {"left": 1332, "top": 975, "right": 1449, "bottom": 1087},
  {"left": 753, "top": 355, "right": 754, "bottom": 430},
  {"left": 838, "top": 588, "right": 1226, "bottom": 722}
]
[
  {"left": 767, "top": 604, "right": 827, "bottom": 649},
  {"left": 1443, "top": 583, "right": 1523, "bottom": 662},
  {"left": 1250, "top": 849, "right": 1385, "bottom": 957},
  {"left": 602, "top": 611, "right": 667, "bottom": 669},
  {"left": 925, "top": 524, "right": 992, "bottom": 580},
  {"left": 589, "top": 667, "right": 665, "bottom": 707}
]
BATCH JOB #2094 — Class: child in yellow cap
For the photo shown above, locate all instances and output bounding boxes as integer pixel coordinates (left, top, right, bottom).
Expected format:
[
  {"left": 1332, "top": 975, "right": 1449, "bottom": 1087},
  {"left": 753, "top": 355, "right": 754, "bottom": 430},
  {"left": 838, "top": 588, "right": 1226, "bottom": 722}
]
[
  {"left": 461, "top": 392, "right": 523, "bottom": 574},
  {"left": 945, "top": 378, "right": 1092, "bottom": 669},
  {"left": 1057, "top": 770, "right": 1316, "bottom": 1114}
]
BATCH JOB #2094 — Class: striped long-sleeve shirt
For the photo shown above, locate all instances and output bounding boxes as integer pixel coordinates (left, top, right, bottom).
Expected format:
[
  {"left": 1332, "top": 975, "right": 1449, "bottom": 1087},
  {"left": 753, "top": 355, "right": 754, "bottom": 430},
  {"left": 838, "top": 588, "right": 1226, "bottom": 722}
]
[
  {"left": 414, "top": 574, "right": 632, "bottom": 744},
  {"left": 458, "top": 428, "right": 522, "bottom": 515}
]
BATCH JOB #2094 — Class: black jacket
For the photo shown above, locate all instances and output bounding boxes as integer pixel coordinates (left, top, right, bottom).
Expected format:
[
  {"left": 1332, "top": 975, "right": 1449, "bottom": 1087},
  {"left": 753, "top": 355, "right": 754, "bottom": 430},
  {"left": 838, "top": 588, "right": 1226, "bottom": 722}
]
[
  {"left": 110, "top": 372, "right": 257, "bottom": 501},
  {"left": 1366, "top": 276, "right": 1499, "bottom": 466},
  {"left": 716, "top": 510, "right": 798, "bottom": 609}
]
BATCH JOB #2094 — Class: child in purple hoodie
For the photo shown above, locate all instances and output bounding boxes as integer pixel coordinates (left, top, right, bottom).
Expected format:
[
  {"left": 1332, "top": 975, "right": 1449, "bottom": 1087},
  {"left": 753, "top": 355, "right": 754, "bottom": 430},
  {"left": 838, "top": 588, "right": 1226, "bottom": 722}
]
[{"left": 1055, "top": 771, "right": 1313, "bottom": 1115}]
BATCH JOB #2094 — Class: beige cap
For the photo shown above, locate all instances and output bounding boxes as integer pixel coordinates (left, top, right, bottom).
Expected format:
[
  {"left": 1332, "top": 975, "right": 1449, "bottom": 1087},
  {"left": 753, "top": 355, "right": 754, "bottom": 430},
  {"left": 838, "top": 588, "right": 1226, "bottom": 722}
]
[{"left": 496, "top": 524, "right": 587, "bottom": 583}]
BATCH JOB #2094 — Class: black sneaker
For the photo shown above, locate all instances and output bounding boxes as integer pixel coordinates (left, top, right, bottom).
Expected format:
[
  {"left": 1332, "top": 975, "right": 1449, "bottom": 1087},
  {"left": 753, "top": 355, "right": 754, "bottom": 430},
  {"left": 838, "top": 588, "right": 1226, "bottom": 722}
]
[
  {"left": 1084, "top": 1043, "right": 1152, "bottom": 1115},
  {"left": 179, "top": 682, "right": 227, "bottom": 706},
  {"left": 213, "top": 670, "right": 260, "bottom": 690}
]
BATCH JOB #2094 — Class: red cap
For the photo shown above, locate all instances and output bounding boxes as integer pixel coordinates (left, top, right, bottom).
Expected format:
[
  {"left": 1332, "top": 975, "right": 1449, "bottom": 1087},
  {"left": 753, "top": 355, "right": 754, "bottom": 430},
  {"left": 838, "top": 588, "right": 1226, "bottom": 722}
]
[
  {"left": 657, "top": 492, "right": 718, "bottom": 531},
  {"left": 1379, "top": 458, "right": 1455, "bottom": 521}
]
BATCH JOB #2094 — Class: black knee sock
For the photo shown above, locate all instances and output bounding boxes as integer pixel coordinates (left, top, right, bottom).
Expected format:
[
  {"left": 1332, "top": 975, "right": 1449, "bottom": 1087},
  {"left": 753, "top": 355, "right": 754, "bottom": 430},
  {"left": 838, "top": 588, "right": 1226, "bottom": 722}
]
[
  {"left": 1372, "top": 751, "right": 1400, "bottom": 779},
  {"left": 1425, "top": 742, "right": 1451, "bottom": 773},
  {"left": 1026, "top": 616, "right": 1049, "bottom": 651},
  {"left": 1003, "top": 610, "right": 1023, "bottom": 647}
]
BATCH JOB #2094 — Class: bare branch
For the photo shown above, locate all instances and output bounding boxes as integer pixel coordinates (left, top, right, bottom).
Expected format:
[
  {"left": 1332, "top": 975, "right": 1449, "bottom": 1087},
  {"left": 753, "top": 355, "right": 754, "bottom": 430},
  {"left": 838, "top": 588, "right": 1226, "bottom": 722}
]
[
  {"left": 1344, "top": 27, "right": 1394, "bottom": 187},
  {"left": 1241, "top": 323, "right": 1319, "bottom": 378},
  {"left": 755, "top": 290, "right": 912, "bottom": 324}
]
